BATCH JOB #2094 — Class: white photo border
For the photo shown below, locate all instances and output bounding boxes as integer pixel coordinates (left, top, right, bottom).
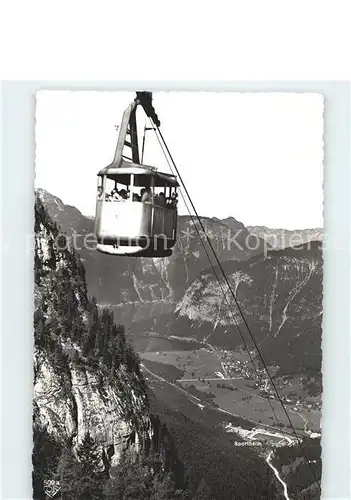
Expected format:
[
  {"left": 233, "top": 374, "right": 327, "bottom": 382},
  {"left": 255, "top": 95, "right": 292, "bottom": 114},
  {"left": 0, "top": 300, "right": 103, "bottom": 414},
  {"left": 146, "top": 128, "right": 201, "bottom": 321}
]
[{"left": 1, "top": 81, "right": 350, "bottom": 499}]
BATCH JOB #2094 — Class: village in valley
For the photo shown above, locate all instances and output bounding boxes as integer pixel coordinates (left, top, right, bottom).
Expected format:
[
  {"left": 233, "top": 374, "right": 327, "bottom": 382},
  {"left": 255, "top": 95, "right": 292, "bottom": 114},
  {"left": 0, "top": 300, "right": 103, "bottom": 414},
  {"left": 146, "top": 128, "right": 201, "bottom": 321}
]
[{"left": 219, "top": 350, "right": 322, "bottom": 413}]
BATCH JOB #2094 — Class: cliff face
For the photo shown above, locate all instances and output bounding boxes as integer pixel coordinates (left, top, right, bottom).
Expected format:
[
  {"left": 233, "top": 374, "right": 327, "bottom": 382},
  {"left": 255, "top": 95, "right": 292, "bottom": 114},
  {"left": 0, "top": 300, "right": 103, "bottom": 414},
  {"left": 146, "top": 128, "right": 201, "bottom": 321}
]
[
  {"left": 171, "top": 243, "right": 323, "bottom": 378},
  {"left": 33, "top": 356, "right": 151, "bottom": 464},
  {"left": 34, "top": 197, "right": 153, "bottom": 465}
]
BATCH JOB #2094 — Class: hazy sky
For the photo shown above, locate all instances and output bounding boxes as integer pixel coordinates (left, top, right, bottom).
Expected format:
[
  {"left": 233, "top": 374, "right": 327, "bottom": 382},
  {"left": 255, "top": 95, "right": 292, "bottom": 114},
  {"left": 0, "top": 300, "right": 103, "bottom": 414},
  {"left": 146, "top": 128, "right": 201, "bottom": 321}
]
[{"left": 35, "top": 91, "right": 324, "bottom": 229}]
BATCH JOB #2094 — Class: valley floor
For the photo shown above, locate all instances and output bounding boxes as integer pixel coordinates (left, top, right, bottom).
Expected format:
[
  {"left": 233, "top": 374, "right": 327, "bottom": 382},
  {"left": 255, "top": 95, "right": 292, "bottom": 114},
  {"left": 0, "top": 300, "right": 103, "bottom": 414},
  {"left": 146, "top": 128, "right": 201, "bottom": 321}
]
[
  {"left": 140, "top": 348, "right": 321, "bottom": 500},
  {"left": 139, "top": 346, "right": 321, "bottom": 434}
]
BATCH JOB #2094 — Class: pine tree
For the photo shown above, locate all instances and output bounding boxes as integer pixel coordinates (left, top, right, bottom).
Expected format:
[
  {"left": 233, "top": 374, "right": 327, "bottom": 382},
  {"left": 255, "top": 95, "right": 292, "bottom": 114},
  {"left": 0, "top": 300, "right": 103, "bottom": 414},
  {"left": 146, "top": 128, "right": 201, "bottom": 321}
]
[
  {"left": 104, "top": 451, "right": 151, "bottom": 500},
  {"left": 193, "top": 477, "right": 212, "bottom": 500},
  {"left": 32, "top": 425, "right": 62, "bottom": 500},
  {"left": 57, "top": 446, "right": 81, "bottom": 500},
  {"left": 151, "top": 473, "right": 183, "bottom": 500},
  {"left": 75, "top": 432, "right": 105, "bottom": 500},
  {"left": 83, "top": 297, "right": 99, "bottom": 356},
  {"left": 57, "top": 434, "right": 104, "bottom": 500}
]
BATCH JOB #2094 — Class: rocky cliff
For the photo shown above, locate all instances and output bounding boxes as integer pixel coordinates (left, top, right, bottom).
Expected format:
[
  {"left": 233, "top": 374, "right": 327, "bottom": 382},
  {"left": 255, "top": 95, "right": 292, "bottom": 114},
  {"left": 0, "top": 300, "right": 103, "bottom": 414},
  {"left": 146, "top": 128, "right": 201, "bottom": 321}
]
[
  {"left": 34, "top": 197, "right": 154, "bottom": 466},
  {"left": 166, "top": 242, "right": 323, "bottom": 379}
]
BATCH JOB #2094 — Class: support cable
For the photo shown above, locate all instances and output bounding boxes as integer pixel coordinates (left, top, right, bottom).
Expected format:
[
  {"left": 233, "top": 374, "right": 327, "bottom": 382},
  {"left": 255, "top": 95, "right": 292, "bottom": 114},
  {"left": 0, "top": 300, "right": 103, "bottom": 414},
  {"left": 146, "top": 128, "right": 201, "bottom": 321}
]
[
  {"left": 151, "top": 121, "right": 321, "bottom": 493},
  {"left": 150, "top": 118, "right": 294, "bottom": 442}
]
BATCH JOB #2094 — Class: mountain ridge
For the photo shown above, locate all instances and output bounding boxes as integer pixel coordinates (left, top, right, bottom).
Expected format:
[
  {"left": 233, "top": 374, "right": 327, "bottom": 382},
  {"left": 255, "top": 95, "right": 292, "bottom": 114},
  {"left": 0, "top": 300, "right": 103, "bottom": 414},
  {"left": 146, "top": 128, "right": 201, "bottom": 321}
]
[
  {"left": 247, "top": 225, "right": 323, "bottom": 250},
  {"left": 36, "top": 188, "right": 270, "bottom": 305}
]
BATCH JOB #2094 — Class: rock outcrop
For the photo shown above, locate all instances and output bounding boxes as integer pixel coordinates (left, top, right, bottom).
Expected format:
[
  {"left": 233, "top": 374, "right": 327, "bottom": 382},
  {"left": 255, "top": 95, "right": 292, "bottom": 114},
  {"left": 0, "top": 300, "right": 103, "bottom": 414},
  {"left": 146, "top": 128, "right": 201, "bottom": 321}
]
[
  {"left": 34, "top": 197, "right": 153, "bottom": 465},
  {"left": 165, "top": 242, "right": 323, "bottom": 379}
]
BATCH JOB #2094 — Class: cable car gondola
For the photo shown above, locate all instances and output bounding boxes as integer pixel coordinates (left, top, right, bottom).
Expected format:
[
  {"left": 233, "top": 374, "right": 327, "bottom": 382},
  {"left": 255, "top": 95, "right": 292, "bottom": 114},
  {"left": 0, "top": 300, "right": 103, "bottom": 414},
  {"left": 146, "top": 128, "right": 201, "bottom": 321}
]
[{"left": 94, "top": 92, "right": 179, "bottom": 257}]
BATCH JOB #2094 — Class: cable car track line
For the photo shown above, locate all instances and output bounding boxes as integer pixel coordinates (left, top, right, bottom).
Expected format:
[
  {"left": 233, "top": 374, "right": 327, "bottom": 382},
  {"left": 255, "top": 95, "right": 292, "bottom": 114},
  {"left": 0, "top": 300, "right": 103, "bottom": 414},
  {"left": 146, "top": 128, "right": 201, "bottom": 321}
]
[
  {"left": 149, "top": 117, "right": 296, "bottom": 446},
  {"left": 150, "top": 119, "right": 294, "bottom": 417},
  {"left": 150, "top": 122, "right": 321, "bottom": 493}
]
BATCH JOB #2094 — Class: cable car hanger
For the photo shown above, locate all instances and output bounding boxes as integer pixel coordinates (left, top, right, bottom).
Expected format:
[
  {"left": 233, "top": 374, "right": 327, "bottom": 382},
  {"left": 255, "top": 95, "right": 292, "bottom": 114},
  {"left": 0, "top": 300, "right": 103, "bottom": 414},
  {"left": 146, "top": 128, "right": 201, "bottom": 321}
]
[
  {"left": 98, "top": 92, "right": 177, "bottom": 185},
  {"left": 94, "top": 92, "right": 179, "bottom": 258},
  {"left": 112, "top": 91, "right": 160, "bottom": 168}
]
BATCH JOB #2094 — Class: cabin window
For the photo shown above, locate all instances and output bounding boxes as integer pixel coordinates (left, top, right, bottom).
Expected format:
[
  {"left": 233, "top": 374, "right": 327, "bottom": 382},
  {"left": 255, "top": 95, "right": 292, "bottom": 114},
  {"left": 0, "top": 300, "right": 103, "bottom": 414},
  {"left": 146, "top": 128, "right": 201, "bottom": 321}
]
[
  {"left": 153, "top": 185, "right": 167, "bottom": 207},
  {"left": 103, "top": 174, "right": 131, "bottom": 202},
  {"left": 99, "top": 173, "right": 178, "bottom": 207},
  {"left": 129, "top": 174, "right": 153, "bottom": 203},
  {"left": 154, "top": 185, "right": 178, "bottom": 209}
]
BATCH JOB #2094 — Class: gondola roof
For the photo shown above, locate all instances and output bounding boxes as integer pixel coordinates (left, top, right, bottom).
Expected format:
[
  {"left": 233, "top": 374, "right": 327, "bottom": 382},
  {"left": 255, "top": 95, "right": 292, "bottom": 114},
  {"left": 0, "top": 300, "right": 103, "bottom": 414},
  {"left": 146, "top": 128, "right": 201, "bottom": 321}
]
[{"left": 98, "top": 160, "right": 179, "bottom": 187}]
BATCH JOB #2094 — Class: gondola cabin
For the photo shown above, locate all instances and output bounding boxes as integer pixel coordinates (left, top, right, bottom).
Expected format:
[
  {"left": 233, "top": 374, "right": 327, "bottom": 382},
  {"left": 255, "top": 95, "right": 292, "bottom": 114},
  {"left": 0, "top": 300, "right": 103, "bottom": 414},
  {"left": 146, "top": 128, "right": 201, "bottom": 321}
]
[
  {"left": 94, "top": 165, "right": 178, "bottom": 256},
  {"left": 94, "top": 92, "right": 179, "bottom": 257}
]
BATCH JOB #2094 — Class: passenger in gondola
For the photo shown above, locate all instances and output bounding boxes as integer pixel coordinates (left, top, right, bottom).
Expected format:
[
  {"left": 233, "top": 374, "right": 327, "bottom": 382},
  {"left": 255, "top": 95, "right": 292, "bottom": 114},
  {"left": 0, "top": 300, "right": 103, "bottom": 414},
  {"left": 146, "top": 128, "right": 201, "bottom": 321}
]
[
  {"left": 158, "top": 192, "right": 166, "bottom": 206},
  {"left": 171, "top": 192, "right": 178, "bottom": 208},
  {"left": 133, "top": 192, "right": 141, "bottom": 202},
  {"left": 141, "top": 187, "right": 152, "bottom": 203},
  {"left": 110, "top": 188, "right": 119, "bottom": 201},
  {"left": 119, "top": 189, "right": 128, "bottom": 200},
  {"left": 97, "top": 186, "right": 103, "bottom": 199}
]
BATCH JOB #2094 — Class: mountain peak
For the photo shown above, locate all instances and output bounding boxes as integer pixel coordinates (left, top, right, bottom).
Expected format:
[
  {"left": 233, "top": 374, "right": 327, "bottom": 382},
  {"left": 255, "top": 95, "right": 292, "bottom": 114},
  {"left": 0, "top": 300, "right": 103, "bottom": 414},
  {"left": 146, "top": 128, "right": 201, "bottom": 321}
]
[
  {"left": 35, "top": 189, "right": 92, "bottom": 234},
  {"left": 35, "top": 188, "right": 64, "bottom": 206}
]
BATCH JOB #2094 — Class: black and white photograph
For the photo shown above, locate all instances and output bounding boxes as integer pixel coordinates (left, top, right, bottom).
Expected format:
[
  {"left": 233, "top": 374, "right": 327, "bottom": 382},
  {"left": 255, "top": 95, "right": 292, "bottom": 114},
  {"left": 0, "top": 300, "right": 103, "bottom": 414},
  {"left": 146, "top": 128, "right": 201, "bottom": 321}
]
[{"left": 33, "top": 90, "right": 324, "bottom": 499}]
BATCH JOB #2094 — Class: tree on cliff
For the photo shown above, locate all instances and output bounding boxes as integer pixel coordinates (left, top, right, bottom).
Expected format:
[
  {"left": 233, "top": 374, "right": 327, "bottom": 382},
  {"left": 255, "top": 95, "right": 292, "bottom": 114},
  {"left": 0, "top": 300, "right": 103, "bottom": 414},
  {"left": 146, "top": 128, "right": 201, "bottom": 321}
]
[
  {"left": 151, "top": 473, "right": 188, "bottom": 499},
  {"left": 32, "top": 424, "right": 62, "bottom": 500},
  {"left": 57, "top": 433, "right": 104, "bottom": 500},
  {"left": 192, "top": 478, "right": 213, "bottom": 499},
  {"left": 103, "top": 450, "right": 187, "bottom": 500},
  {"left": 57, "top": 446, "right": 80, "bottom": 500}
]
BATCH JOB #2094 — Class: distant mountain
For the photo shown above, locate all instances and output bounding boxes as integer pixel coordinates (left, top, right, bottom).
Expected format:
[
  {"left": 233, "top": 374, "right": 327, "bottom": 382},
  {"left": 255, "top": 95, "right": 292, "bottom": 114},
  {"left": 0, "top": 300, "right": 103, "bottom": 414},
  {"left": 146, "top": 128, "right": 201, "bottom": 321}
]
[
  {"left": 36, "top": 189, "right": 323, "bottom": 383},
  {"left": 246, "top": 225, "right": 323, "bottom": 250},
  {"left": 36, "top": 189, "right": 267, "bottom": 305},
  {"left": 156, "top": 242, "right": 323, "bottom": 380},
  {"left": 35, "top": 188, "right": 93, "bottom": 234},
  {"left": 221, "top": 216, "right": 246, "bottom": 233}
]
